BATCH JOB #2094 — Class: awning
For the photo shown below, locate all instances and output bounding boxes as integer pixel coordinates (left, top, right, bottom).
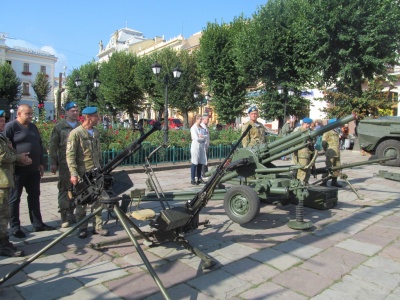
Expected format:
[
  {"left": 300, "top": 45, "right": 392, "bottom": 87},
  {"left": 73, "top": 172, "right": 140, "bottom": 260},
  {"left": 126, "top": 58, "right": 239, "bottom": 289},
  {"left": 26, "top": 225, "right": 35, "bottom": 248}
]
[{"left": 382, "top": 86, "right": 400, "bottom": 93}]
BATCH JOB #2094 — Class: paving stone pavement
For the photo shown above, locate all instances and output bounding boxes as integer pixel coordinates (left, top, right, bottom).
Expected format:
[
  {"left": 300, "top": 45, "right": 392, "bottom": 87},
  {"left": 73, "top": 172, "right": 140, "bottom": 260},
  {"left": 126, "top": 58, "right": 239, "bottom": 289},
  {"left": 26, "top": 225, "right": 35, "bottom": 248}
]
[{"left": 0, "top": 150, "right": 399, "bottom": 299}]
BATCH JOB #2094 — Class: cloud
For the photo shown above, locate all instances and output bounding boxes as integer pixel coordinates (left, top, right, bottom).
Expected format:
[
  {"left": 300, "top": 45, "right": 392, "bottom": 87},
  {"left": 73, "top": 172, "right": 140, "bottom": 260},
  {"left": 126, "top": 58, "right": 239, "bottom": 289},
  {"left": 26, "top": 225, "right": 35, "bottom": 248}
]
[
  {"left": 5, "top": 38, "right": 68, "bottom": 76},
  {"left": 41, "top": 46, "right": 68, "bottom": 75}
]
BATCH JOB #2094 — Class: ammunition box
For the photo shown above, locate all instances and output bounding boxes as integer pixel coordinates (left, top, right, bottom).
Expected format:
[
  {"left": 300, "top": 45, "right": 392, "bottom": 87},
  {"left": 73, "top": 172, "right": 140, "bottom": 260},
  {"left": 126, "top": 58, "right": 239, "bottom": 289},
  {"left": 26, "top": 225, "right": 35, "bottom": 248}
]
[
  {"left": 303, "top": 186, "right": 338, "bottom": 210},
  {"left": 156, "top": 206, "right": 193, "bottom": 231}
]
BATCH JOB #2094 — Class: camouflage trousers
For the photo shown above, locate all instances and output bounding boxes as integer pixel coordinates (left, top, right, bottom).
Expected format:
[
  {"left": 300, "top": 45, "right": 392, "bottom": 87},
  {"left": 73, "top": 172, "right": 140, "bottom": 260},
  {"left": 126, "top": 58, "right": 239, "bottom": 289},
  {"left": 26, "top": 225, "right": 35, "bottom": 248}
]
[
  {"left": 0, "top": 188, "right": 9, "bottom": 239},
  {"left": 324, "top": 156, "right": 341, "bottom": 178},
  {"left": 296, "top": 157, "right": 311, "bottom": 184},
  {"left": 75, "top": 198, "right": 103, "bottom": 231},
  {"left": 58, "top": 170, "right": 75, "bottom": 214}
]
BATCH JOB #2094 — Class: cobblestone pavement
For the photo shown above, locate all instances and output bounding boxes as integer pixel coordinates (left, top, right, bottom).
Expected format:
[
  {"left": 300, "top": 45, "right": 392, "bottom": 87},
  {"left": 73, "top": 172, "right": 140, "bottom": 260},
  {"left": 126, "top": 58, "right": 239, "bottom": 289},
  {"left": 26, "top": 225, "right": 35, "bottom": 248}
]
[{"left": 0, "top": 150, "right": 399, "bottom": 299}]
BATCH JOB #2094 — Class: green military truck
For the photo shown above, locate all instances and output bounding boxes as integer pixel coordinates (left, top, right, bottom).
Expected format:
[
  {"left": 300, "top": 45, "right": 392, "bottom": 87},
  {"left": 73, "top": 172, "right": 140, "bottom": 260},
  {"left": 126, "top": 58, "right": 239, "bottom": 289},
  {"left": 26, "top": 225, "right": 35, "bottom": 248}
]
[{"left": 358, "top": 116, "right": 400, "bottom": 166}]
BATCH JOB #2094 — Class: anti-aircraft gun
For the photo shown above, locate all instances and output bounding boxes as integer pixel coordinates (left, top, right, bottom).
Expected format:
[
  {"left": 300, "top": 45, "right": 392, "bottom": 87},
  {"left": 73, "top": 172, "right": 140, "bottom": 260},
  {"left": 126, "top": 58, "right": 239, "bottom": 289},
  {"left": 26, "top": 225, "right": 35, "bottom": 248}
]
[{"left": 207, "top": 114, "right": 395, "bottom": 226}]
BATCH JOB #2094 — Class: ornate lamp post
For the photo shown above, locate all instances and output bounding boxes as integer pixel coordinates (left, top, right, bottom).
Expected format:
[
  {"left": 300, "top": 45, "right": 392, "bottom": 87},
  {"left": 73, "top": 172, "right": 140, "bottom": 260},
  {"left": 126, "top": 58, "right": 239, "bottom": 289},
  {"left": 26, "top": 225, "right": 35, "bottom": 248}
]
[
  {"left": 277, "top": 85, "right": 294, "bottom": 126},
  {"left": 74, "top": 78, "right": 101, "bottom": 107},
  {"left": 151, "top": 61, "right": 182, "bottom": 143}
]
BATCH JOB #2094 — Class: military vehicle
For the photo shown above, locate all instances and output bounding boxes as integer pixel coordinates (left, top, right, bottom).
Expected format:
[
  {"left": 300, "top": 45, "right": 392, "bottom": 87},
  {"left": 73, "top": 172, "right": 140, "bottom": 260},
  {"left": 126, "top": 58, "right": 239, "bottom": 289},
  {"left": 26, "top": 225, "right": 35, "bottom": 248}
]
[{"left": 357, "top": 116, "right": 400, "bottom": 166}]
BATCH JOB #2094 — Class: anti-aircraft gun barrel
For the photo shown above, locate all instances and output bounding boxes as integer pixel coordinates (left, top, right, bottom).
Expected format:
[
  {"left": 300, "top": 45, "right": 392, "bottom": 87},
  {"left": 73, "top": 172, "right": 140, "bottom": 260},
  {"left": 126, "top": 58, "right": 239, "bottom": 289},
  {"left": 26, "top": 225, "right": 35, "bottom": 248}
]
[
  {"left": 260, "top": 114, "right": 356, "bottom": 159},
  {"left": 313, "top": 156, "right": 396, "bottom": 175}
]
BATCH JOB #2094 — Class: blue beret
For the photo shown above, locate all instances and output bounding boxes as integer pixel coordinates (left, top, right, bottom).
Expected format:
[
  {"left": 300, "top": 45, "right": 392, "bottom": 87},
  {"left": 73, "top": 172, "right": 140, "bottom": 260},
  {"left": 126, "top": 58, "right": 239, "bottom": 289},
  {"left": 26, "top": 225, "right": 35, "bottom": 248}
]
[
  {"left": 302, "top": 117, "right": 313, "bottom": 124},
  {"left": 82, "top": 107, "right": 98, "bottom": 115},
  {"left": 248, "top": 106, "right": 258, "bottom": 113},
  {"left": 0, "top": 110, "right": 4, "bottom": 117},
  {"left": 65, "top": 102, "right": 78, "bottom": 111},
  {"left": 328, "top": 118, "right": 337, "bottom": 124}
]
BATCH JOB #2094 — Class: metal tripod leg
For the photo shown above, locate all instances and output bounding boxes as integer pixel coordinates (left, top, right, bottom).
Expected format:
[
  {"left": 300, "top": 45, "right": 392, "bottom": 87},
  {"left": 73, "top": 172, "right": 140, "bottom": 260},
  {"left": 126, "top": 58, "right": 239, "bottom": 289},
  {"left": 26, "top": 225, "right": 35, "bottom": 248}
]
[
  {"left": 175, "top": 237, "right": 216, "bottom": 269},
  {"left": 113, "top": 205, "right": 170, "bottom": 300},
  {"left": 0, "top": 205, "right": 103, "bottom": 286},
  {"left": 341, "top": 174, "right": 364, "bottom": 200},
  {"left": 90, "top": 211, "right": 154, "bottom": 249}
]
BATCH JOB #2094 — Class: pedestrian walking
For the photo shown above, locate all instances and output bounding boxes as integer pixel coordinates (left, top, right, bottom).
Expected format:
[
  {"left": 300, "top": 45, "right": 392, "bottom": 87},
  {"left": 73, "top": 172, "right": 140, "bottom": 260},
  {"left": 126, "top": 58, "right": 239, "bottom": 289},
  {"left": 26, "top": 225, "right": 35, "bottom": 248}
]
[{"left": 200, "top": 113, "right": 210, "bottom": 179}]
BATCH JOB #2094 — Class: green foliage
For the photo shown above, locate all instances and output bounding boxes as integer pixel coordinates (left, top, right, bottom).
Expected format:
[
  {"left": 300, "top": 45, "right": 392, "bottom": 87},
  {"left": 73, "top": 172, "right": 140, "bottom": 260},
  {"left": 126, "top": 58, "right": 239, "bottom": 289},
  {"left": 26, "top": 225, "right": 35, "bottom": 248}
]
[
  {"left": 32, "top": 72, "right": 51, "bottom": 104},
  {"left": 66, "top": 61, "right": 102, "bottom": 108},
  {"left": 296, "top": 0, "right": 400, "bottom": 96},
  {"left": 321, "top": 77, "right": 395, "bottom": 118},
  {"left": 197, "top": 19, "right": 248, "bottom": 124},
  {"left": 0, "top": 63, "right": 21, "bottom": 104},
  {"left": 99, "top": 51, "right": 144, "bottom": 117}
]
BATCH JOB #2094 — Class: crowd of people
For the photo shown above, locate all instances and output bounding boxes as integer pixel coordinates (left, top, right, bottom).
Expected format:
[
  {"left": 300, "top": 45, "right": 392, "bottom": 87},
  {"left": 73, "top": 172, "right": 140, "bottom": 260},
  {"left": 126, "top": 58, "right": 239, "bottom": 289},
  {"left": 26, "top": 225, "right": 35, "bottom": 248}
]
[
  {"left": 0, "top": 103, "right": 111, "bottom": 258},
  {"left": 0, "top": 102, "right": 351, "bottom": 257}
]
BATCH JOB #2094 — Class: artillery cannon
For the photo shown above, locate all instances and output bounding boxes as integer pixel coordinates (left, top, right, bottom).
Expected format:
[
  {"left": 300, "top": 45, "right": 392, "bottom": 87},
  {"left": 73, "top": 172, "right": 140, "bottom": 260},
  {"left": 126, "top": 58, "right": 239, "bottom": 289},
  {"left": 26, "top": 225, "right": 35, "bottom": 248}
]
[{"left": 200, "top": 114, "right": 395, "bottom": 225}]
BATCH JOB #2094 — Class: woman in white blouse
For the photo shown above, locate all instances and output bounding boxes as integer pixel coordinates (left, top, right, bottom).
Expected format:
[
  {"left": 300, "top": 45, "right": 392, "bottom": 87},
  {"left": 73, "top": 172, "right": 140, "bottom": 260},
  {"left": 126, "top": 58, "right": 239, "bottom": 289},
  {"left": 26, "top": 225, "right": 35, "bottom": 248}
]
[{"left": 190, "top": 115, "right": 207, "bottom": 185}]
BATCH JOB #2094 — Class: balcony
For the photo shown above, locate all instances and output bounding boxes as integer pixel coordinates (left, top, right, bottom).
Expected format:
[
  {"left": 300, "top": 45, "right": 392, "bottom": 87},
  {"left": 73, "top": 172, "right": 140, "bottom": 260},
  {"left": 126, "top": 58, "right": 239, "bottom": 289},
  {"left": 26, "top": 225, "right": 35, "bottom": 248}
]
[{"left": 22, "top": 71, "right": 32, "bottom": 75}]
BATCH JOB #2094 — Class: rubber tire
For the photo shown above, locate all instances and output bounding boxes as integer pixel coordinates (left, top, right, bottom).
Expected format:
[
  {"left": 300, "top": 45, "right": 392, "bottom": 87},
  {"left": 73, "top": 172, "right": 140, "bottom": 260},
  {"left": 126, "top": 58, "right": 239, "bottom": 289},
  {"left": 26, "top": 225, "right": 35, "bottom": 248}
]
[
  {"left": 224, "top": 186, "right": 260, "bottom": 225},
  {"left": 375, "top": 139, "right": 400, "bottom": 167}
]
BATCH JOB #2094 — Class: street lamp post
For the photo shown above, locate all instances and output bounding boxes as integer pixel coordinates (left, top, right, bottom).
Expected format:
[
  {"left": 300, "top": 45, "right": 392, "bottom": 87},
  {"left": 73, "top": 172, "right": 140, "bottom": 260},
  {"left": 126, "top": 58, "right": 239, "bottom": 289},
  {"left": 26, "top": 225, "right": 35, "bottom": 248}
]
[
  {"left": 74, "top": 78, "right": 101, "bottom": 107},
  {"left": 277, "top": 85, "right": 294, "bottom": 127},
  {"left": 151, "top": 61, "right": 182, "bottom": 144},
  {"left": 194, "top": 91, "right": 211, "bottom": 116}
]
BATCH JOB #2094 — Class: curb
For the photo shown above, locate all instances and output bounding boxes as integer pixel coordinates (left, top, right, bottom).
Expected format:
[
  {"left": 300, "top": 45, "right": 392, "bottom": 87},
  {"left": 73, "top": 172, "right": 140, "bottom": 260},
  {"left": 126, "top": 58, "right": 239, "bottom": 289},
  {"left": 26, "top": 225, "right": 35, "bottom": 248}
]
[{"left": 41, "top": 160, "right": 223, "bottom": 183}]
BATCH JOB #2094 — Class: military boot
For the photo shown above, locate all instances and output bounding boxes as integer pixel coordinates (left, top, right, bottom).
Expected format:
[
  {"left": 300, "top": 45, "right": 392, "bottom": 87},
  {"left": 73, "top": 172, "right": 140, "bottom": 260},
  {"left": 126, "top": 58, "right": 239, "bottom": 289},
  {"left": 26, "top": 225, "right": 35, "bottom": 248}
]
[
  {"left": 92, "top": 227, "right": 109, "bottom": 236},
  {"left": 60, "top": 211, "right": 70, "bottom": 228},
  {"left": 331, "top": 177, "right": 342, "bottom": 188},
  {"left": 0, "top": 238, "right": 24, "bottom": 257}
]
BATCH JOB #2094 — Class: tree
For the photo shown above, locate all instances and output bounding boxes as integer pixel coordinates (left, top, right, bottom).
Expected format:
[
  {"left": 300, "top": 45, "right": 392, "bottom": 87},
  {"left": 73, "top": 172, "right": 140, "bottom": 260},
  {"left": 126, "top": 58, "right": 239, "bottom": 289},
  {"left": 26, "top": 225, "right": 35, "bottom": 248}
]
[
  {"left": 198, "top": 19, "right": 248, "bottom": 124},
  {"left": 168, "top": 50, "right": 202, "bottom": 128},
  {"left": 234, "top": 0, "right": 313, "bottom": 127},
  {"left": 321, "top": 77, "right": 395, "bottom": 119},
  {"left": 66, "top": 61, "right": 102, "bottom": 109},
  {"left": 99, "top": 51, "right": 144, "bottom": 126},
  {"left": 0, "top": 62, "right": 21, "bottom": 106},
  {"left": 32, "top": 72, "right": 51, "bottom": 115},
  {"left": 298, "top": 0, "right": 400, "bottom": 96}
]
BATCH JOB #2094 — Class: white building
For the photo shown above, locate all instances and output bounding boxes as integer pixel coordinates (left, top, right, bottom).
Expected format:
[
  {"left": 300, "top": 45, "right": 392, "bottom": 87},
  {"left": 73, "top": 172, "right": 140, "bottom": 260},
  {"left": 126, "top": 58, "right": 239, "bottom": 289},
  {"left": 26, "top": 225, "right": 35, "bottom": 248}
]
[{"left": 0, "top": 33, "right": 57, "bottom": 119}]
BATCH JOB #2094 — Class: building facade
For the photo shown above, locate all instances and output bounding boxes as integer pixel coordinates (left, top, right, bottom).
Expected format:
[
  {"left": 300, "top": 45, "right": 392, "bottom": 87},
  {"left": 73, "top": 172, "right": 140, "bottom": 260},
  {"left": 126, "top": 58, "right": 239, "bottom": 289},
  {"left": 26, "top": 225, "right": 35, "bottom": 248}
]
[{"left": 0, "top": 33, "right": 57, "bottom": 120}]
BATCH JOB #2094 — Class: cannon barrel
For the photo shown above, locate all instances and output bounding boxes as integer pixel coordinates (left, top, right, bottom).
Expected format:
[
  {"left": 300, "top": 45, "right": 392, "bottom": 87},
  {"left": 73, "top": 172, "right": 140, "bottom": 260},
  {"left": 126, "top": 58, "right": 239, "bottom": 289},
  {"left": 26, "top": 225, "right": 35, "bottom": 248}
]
[
  {"left": 313, "top": 156, "right": 395, "bottom": 175},
  {"left": 260, "top": 114, "right": 356, "bottom": 158}
]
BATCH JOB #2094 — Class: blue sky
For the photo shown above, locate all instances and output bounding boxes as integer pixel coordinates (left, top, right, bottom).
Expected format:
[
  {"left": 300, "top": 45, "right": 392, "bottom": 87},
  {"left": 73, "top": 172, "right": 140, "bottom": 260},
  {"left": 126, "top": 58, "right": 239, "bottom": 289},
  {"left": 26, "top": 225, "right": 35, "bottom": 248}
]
[{"left": 1, "top": 0, "right": 267, "bottom": 75}]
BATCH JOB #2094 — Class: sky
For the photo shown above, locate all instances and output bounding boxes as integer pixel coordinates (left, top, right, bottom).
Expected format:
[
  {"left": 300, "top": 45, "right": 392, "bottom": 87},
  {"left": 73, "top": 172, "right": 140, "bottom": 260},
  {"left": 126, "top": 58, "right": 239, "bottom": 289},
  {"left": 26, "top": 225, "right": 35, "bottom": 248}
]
[{"left": 0, "top": 0, "right": 267, "bottom": 75}]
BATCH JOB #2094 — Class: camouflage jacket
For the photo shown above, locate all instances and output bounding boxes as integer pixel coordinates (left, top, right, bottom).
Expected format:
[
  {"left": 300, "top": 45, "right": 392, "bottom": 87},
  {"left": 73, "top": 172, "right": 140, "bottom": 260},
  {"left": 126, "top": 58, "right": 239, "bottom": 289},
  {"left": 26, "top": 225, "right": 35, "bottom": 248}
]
[
  {"left": 293, "top": 126, "right": 314, "bottom": 158},
  {"left": 66, "top": 125, "right": 101, "bottom": 177},
  {"left": 49, "top": 119, "right": 80, "bottom": 166},
  {"left": 242, "top": 120, "right": 266, "bottom": 148},
  {"left": 0, "top": 133, "right": 17, "bottom": 188},
  {"left": 322, "top": 130, "right": 340, "bottom": 158}
]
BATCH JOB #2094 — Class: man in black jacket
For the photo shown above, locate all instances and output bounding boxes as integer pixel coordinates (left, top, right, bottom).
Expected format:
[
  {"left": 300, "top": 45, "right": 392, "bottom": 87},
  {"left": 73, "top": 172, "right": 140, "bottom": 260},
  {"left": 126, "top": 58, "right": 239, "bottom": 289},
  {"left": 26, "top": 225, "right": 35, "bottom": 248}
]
[{"left": 5, "top": 104, "right": 55, "bottom": 238}]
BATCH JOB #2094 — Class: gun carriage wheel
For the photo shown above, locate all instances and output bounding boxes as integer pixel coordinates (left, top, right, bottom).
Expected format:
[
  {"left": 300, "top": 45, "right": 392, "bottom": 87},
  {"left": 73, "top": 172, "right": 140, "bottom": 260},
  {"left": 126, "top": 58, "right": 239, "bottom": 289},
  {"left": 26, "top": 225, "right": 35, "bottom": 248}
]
[
  {"left": 224, "top": 185, "right": 260, "bottom": 224},
  {"left": 375, "top": 139, "right": 400, "bottom": 166}
]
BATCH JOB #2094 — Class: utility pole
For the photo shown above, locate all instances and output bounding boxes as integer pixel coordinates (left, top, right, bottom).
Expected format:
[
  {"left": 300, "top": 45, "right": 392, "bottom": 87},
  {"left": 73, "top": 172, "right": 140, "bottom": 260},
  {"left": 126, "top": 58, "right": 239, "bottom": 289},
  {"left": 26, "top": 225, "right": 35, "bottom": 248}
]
[{"left": 56, "top": 73, "right": 65, "bottom": 120}]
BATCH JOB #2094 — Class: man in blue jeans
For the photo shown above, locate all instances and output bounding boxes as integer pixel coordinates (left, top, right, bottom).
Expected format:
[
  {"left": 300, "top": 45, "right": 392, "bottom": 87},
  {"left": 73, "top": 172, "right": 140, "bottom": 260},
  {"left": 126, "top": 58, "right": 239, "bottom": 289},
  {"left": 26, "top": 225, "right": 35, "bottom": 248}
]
[{"left": 5, "top": 104, "right": 55, "bottom": 238}]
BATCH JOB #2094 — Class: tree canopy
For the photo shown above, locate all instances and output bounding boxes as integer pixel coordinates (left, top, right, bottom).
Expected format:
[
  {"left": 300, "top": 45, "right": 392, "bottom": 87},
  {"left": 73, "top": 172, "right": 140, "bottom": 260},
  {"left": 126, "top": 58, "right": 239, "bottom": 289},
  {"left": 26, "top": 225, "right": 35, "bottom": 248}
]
[
  {"left": 0, "top": 63, "right": 21, "bottom": 106},
  {"left": 32, "top": 72, "right": 51, "bottom": 104}
]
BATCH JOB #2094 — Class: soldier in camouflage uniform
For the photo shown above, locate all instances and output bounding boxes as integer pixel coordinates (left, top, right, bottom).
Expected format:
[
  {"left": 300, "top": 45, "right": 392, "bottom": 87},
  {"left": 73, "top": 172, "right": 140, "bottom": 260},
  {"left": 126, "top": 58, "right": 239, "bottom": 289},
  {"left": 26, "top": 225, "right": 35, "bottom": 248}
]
[
  {"left": 242, "top": 106, "right": 266, "bottom": 148},
  {"left": 66, "top": 107, "right": 109, "bottom": 239},
  {"left": 0, "top": 110, "right": 31, "bottom": 257},
  {"left": 292, "top": 117, "right": 314, "bottom": 185},
  {"left": 49, "top": 102, "right": 80, "bottom": 228},
  {"left": 321, "top": 119, "right": 342, "bottom": 187}
]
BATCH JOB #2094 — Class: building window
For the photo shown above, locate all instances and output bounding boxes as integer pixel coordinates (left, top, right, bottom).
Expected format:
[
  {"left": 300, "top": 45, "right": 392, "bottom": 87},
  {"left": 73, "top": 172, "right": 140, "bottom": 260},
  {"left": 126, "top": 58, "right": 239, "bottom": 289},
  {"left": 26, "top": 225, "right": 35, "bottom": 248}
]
[
  {"left": 40, "top": 65, "right": 46, "bottom": 74},
  {"left": 22, "top": 63, "right": 31, "bottom": 75},
  {"left": 22, "top": 82, "right": 30, "bottom": 96}
]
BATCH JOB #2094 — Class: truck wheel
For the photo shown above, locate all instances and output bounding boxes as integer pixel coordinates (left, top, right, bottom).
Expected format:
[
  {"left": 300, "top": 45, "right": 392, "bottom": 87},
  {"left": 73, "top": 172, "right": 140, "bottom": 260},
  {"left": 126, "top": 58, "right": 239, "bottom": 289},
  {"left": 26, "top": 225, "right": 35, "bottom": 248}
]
[
  {"left": 224, "top": 186, "right": 260, "bottom": 224},
  {"left": 376, "top": 139, "right": 400, "bottom": 167}
]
